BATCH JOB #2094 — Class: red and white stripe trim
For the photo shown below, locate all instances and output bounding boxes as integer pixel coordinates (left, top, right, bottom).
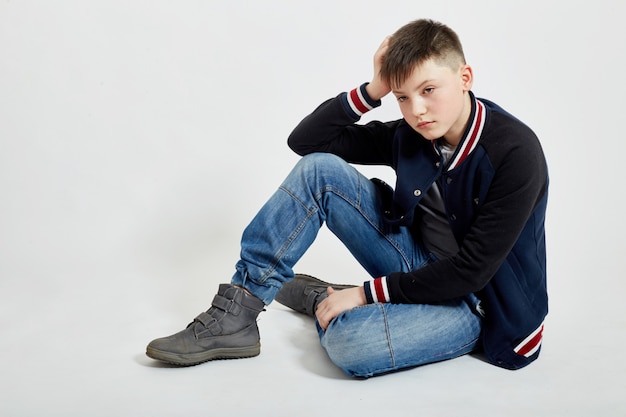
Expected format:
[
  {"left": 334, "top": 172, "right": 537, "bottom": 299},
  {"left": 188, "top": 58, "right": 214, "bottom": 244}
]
[
  {"left": 514, "top": 322, "right": 544, "bottom": 358},
  {"left": 447, "top": 99, "right": 486, "bottom": 171},
  {"left": 347, "top": 86, "right": 375, "bottom": 117},
  {"left": 368, "top": 276, "right": 390, "bottom": 303}
]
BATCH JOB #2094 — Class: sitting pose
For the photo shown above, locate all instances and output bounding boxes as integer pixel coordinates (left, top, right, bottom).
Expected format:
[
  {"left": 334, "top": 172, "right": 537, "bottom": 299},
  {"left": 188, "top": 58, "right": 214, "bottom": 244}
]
[{"left": 146, "top": 18, "right": 549, "bottom": 378}]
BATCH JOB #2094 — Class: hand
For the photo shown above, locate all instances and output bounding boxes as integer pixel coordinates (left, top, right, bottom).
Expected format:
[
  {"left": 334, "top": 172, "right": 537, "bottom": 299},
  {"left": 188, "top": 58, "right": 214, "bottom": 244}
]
[
  {"left": 315, "top": 286, "right": 367, "bottom": 330},
  {"left": 365, "top": 36, "right": 392, "bottom": 101}
]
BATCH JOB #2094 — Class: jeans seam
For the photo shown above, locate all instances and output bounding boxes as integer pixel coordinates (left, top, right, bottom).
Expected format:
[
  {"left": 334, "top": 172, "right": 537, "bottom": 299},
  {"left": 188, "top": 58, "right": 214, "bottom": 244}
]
[
  {"left": 257, "top": 187, "right": 318, "bottom": 282},
  {"left": 279, "top": 185, "right": 316, "bottom": 214},
  {"left": 320, "top": 180, "right": 414, "bottom": 273},
  {"left": 356, "top": 174, "right": 414, "bottom": 271},
  {"left": 380, "top": 304, "right": 396, "bottom": 368},
  {"left": 280, "top": 175, "right": 414, "bottom": 275}
]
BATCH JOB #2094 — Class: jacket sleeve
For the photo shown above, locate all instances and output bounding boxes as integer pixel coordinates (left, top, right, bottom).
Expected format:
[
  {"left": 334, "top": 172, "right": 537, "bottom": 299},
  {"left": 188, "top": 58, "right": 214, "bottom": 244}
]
[{"left": 287, "top": 83, "right": 398, "bottom": 166}]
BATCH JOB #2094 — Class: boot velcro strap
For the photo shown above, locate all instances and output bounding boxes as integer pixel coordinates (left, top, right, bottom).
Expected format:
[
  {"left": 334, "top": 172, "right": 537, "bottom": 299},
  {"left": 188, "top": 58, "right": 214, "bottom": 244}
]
[
  {"left": 212, "top": 294, "right": 242, "bottom": 315},
  {"left": 301, "top": 287, "right": 327, "bottom": 316},
  {"left": 195, "top": 312, "right": 222, "bottom": 335},
  {"left": 195, "top": 312, "right": 215, "bottom": 327}
]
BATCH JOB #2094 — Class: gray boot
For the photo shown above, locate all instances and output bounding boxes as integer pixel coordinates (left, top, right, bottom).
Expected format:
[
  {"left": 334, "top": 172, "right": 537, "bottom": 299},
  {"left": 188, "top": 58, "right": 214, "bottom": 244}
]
[
  {"left": 274, "top": 273, "right": 356, "bottom": 318},
  {"left": 146, "top": 284, "right": 265, "bottom": 366}
]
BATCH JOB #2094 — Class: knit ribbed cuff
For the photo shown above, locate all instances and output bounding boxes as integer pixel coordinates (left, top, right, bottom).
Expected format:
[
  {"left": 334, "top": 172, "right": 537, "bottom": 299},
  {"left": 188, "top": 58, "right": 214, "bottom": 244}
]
[
  {"left": 363, "top": 276, "right": 390, "bottom": 303},
  {"left": 341, "top": 83, "right": 380, "bottom": 119}
]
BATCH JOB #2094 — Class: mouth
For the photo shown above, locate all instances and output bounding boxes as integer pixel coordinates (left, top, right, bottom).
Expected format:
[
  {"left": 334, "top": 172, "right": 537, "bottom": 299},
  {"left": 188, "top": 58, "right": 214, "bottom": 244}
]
[{"left": 417, "top": 121, "right": 432, "bottom": 129}]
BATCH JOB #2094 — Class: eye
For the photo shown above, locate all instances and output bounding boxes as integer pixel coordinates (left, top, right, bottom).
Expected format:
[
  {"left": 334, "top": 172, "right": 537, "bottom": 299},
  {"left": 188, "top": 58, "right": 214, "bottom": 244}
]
[
  {"left": 396, "top": 96, "right": 407, "bottom": 103},
  {"left": 423, "top": 87, "right": 435, "bottom": 94}
]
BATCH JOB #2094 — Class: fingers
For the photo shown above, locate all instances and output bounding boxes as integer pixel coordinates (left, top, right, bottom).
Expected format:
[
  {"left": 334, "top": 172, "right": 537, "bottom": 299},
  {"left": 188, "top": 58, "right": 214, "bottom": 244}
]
[
  {"left": 315, "top": 297, "right": 331, "bottom": 329},
  {"left": 316, "top": 287, "right": 348, "bottom": 329},
  {"left": 378, "top": 35, "right": 391, "bottom": 50},
  {"left": 374, "top": 36, "right": 391, "bottom": 66},
  {"left": 367, "top": 36, "right": 392, "bottom": 101},
  {"left": 315, "top": 293, "right": 337, "bottom": 330},
  {"left": 316, "top": 286, "right": 368, "bottom": 329}
]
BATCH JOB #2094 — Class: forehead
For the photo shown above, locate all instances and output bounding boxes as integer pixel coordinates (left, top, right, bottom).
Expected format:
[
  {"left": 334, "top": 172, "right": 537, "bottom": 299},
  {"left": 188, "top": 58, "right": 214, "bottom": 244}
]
[{"left": 392, "top": 59, "right": 458, "bottom": 91}]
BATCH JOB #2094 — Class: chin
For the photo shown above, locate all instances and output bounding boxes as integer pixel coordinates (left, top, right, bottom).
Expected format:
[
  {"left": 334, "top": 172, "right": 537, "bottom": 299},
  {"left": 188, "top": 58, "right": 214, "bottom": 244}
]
[
  {"left": 410, "top": 126, "right": 441, "bottom": 141},
  {"left": 416, "top": 131, "right": 439, "bottom": 141}
]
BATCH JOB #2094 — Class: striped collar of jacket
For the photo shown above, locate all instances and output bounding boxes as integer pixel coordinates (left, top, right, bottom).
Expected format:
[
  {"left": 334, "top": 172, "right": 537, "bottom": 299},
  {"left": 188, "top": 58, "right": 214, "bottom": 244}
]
[{"left": 432, "top": 93, "right": 487, "bottom": 172}]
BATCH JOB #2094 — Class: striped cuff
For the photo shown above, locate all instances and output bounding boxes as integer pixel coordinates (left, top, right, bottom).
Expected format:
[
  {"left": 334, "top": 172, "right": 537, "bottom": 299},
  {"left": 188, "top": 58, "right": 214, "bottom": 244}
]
[
  {"left": 364, "top": 276, "right": 390, "bottom": 303},
  {"left": 341, "top": 83, "right": 379, "bottom": 119},
  {"left": 514, "top": 322, "right": 544, "bottom": 358}
]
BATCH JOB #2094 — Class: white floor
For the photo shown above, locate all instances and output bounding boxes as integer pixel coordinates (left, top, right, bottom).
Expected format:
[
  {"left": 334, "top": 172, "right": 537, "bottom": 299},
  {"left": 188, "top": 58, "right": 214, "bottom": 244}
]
[
  {"left": 2, "top": 1, "right": 626, "bottom": 416},
  {"left": 2, "top": 231, "right": 625, "bottom": 417}
]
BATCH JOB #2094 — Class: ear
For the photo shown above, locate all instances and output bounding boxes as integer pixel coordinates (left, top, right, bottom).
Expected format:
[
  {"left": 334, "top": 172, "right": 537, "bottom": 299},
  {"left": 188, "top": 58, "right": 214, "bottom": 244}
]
[{"left": 460, "top": 64, "right": 473, "bottom": 91}]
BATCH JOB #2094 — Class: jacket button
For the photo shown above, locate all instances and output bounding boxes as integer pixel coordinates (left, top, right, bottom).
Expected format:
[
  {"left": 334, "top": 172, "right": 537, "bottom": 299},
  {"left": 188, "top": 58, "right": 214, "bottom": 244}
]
[
  {"left": 435, "top": 162, "right": 441, "bottom": 168},
  {"left": 413, "top": 189, "right": 422, "bottom": 197},
  {"left": 450, "top": 214, "right": 457, "bottom": 221},
  {"left": 446, "top": 177, "right": 453, "bottom": 184}
]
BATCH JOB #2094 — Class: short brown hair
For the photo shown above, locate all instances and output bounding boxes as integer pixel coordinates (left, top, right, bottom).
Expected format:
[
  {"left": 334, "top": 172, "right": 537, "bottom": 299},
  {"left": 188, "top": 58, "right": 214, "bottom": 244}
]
[{"left": 381, "top": 19, "right": 466, "bottom": 89}]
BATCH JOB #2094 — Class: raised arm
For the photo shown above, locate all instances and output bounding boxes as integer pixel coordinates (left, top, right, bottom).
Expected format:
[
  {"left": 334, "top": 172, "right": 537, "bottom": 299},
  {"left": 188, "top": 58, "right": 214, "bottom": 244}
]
[{"left": 286, "top": 37, "right": 399, "bottom": 165}]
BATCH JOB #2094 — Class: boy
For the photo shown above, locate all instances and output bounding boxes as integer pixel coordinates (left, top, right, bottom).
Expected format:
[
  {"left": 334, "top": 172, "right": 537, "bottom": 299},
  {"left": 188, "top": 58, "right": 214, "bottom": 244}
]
[{"left": 146, "top": 18, "right": 548, "bottom": 377}]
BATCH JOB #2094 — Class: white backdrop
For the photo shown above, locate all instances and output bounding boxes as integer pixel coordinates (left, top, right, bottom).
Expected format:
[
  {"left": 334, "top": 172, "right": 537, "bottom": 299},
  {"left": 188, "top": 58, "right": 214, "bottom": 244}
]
[{"left": 1, "top": 1, "right": 625, "bottom": 416}]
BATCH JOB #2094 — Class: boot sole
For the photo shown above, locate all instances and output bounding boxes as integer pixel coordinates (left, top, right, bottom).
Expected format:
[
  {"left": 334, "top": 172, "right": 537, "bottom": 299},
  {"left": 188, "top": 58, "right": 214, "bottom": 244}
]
[{"left": 146, "top": 343, "right": 261, "bottom": 366}]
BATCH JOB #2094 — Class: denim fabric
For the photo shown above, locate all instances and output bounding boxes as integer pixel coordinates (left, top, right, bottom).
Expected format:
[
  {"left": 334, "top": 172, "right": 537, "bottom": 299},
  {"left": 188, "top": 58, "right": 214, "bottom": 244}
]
[
  {"left": 231, "top": 153, "right": 482, "bottom": 376},
  {"left": 318, "top": 295, "right": 482, "bottom": 377}
]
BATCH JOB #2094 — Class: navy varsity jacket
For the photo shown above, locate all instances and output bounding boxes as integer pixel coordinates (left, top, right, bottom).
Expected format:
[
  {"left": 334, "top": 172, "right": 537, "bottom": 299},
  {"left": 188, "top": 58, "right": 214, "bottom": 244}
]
[{"left": 287, "top": 83, "right": 549, "bottom": 370}]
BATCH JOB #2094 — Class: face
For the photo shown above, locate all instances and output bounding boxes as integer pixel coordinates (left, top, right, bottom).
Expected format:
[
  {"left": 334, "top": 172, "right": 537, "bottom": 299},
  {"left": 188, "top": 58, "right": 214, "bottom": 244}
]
[{"left": 392, "top": 58, "right": 473, "bottom": 146}]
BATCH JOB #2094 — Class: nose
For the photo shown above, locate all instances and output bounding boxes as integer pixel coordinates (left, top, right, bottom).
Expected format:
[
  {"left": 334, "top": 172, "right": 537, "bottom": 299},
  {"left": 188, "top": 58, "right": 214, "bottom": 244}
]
[{"left": 411, "top": 97, "right": 427, "bottom": 116}]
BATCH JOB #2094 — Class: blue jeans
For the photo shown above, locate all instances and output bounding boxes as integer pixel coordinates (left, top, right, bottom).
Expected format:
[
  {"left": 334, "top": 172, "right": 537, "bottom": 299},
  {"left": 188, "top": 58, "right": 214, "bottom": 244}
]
[{"left": 231, "top": 153, "right": 482, "bottom": 377}]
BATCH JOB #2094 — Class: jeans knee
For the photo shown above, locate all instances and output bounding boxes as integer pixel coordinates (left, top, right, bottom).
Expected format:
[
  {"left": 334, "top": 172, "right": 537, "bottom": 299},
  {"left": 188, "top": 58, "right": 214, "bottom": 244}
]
[
  {"left": 321, "top": 327, "right": 358, "bottom": 376},
  {"left": 321, "top": 320, "right": 382, "bottom": 378},
  {"left": 294, "top": 153, "right": 344, "bottom": 175},
  {"left": 286, "top": 153, "right": 352, "bottom": 199}
]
